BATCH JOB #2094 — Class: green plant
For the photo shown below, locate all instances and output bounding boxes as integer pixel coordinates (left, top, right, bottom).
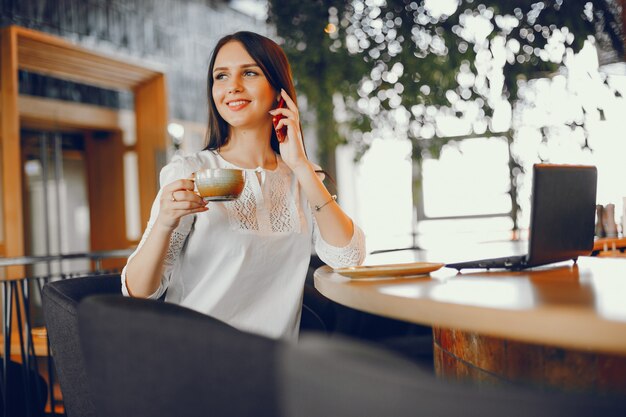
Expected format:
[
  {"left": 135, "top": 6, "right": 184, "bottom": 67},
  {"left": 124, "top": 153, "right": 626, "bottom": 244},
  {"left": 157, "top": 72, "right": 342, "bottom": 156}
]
[{"left": 268, "top": 0, "right": 623, "bottom": 225}]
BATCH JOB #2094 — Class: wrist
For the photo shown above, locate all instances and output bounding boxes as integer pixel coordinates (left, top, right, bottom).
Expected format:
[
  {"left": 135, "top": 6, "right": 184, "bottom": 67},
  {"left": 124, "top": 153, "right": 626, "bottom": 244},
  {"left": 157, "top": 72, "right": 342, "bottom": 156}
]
[{"left": 153, "top": 219, "right": 177, "bottom": 236}]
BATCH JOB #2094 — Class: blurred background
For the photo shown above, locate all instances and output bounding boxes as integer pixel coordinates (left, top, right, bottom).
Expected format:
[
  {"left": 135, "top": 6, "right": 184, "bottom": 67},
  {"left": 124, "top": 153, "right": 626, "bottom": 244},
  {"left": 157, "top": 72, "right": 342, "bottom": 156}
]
[{"left": 1, "top": 0, "right": 625, "bottom": 267}]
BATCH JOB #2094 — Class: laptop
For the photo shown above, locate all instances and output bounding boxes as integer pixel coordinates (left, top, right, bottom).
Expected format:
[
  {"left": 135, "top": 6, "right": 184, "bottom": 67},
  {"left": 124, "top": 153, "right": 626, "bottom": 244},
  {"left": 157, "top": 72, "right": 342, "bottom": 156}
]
[{"left": 446, "top": 164, "right": 597, "bottom": 271}]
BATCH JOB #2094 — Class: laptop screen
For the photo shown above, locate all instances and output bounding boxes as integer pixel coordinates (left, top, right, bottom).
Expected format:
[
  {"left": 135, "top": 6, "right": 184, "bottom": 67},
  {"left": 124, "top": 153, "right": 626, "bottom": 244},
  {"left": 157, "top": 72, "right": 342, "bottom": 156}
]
[{"left": 526, "top": 164, "right": 597, "bottom": 267}]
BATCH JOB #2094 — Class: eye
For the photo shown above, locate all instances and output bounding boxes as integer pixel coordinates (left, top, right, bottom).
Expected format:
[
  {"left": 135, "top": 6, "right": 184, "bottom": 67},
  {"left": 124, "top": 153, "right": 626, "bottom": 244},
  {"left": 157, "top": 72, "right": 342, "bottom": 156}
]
[
  {"left": 214, "top": 72, "right": 227, "bottom": 81},
  {"left": 244, "top": 70, "right": 259, "bottom": 77}
]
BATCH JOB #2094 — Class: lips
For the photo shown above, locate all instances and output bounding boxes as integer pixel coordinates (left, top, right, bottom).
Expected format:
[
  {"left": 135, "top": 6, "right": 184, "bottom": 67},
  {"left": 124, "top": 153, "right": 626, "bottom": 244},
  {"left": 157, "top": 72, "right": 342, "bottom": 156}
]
[{"left": 226, "top": 100, "right": 250, "bottom": 110}]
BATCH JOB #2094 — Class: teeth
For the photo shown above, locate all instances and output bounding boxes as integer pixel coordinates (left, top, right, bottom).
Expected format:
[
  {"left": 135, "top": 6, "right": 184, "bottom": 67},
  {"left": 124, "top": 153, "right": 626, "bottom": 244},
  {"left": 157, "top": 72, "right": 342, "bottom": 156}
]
[{"left": 228, "top": 100, "right": 247, "bottom": 106}]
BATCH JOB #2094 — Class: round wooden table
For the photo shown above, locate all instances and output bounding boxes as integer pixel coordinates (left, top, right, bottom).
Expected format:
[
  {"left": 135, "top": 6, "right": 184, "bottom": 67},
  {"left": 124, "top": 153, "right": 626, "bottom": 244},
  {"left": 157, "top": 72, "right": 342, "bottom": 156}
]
[{"left": 314, "top": 256, "right": 626, "bottom": 393}]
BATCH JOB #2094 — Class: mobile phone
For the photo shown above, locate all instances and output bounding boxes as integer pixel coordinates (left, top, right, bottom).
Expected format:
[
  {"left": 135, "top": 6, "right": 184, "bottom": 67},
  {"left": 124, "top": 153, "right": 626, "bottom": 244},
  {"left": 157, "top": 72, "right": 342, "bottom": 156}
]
[{"left": 272, "top": 97, "right": 288, "bottom": 143}]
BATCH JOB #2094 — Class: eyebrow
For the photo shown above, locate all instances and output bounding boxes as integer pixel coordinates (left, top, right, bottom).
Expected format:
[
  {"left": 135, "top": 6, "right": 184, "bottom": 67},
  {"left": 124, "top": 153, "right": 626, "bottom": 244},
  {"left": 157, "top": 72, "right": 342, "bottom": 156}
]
[{"left": 213, "top": 63, "right": 261, "bottom": 73}]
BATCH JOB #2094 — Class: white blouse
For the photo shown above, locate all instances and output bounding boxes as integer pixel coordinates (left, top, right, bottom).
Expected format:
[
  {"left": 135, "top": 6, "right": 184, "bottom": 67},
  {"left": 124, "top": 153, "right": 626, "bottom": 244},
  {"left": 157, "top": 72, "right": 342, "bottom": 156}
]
[{"left": 121, "top": 150, "right": 366, "bottom": 341}]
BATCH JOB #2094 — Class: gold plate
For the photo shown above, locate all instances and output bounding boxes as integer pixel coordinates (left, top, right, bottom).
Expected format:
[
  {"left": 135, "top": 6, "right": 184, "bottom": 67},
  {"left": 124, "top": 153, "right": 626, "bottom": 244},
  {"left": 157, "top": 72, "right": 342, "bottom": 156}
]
[{"left": 334, "top": 262, "right": 444, "bottom": 279}]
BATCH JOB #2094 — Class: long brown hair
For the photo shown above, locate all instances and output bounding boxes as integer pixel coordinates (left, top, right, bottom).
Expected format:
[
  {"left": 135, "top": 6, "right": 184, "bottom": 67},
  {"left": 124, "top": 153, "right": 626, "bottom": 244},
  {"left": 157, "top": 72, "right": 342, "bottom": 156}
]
[{"left": 205, "top": 31, "right": 297, "bottom": 154}]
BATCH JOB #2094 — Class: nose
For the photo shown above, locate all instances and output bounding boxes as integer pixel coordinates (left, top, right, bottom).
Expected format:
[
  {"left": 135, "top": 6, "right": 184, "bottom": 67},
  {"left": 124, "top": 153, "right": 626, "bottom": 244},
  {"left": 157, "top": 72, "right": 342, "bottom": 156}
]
[{"left": 226, "top": 76, "right": 243, "bottom": 94}]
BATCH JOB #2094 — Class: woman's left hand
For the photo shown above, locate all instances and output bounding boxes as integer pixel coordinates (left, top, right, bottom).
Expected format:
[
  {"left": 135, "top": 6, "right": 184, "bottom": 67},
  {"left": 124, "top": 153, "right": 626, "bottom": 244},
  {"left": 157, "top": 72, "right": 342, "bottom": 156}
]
[{"left": 270, "top": 89, "right": 308, "bottom": 171}]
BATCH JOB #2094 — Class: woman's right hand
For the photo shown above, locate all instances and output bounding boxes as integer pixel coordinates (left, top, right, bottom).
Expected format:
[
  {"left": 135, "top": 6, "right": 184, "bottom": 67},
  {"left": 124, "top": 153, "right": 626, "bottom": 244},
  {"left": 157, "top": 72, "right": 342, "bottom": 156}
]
[{"left": 155, "top": 178, "right": 208, "bottom": 231}]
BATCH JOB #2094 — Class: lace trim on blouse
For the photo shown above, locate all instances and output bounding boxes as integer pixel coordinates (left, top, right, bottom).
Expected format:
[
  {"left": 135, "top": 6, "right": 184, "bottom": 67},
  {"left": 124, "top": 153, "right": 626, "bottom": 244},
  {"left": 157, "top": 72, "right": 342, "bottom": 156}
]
[
  {"left": 269, "top": 171, "right": 299, "bottom": 233},
  {"left": 312, "top": 216, "right": 366, "bottom": 269},
  {"left": 164, "top": 215, "right": 195, "bottom": 265},
  {"left": 226, "top": 183, "right": 260, "bottom": 232},
  {"left": 223, "top": 162, "right": 301, "bottom": 235}
]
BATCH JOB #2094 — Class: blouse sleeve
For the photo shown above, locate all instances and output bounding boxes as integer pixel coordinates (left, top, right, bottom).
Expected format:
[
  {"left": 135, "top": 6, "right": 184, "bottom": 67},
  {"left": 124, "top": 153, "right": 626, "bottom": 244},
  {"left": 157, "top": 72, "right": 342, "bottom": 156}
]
[
  {"left": 121, "top": 153, "right": 202, "bottom": 299},
  {"left": 312, "top": 216, "right": 366, "bottom": 269}
]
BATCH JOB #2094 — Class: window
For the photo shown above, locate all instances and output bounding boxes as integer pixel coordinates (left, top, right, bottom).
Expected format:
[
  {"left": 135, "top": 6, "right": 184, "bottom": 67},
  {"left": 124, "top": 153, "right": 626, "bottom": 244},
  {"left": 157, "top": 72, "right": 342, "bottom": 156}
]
[{"left": 419, "top": 136, "right": 512, "bottom": 219}]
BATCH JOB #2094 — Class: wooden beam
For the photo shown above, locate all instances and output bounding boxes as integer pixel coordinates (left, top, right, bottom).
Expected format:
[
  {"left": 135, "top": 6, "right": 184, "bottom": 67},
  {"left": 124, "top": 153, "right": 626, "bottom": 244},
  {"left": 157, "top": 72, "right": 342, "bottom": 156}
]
[
  {"left": 135, "top": 74, "right": 168, "bottom": 227},
  {"left": 0, "top": 26, "right": 25, "bottom": 278},
  {"left": 14, "top": 25, "right": 163, "bottom": 91},
  {"left": 18, "top": 95, "right": 134, "bottom": 132}
]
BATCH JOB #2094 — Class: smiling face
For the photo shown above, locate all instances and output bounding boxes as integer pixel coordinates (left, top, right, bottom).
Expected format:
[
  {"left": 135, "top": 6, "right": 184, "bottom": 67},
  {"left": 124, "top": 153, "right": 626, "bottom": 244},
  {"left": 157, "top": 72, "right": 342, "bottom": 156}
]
[{"left": 211, "top": 41, "right": 277, "bottom": 133}]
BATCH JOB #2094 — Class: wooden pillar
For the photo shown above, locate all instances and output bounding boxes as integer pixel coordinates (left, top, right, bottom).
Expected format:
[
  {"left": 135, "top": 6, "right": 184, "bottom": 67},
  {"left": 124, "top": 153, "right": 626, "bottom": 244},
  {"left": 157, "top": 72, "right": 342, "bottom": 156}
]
[
  {"left": 134, "top": 74, "right": 168, "bottom": 228},
  {"left": 85, "top": 130, "right": 129, "bottom": 271},
  {"left": 0, "top": 26, "right": 25, "bottom": 278}
]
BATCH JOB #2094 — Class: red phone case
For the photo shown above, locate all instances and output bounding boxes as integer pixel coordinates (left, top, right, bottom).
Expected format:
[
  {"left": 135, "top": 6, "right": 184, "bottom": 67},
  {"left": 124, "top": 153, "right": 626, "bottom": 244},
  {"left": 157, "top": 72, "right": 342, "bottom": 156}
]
[{"left": 272, "top": 98, "right": 287, "bottom": 143}]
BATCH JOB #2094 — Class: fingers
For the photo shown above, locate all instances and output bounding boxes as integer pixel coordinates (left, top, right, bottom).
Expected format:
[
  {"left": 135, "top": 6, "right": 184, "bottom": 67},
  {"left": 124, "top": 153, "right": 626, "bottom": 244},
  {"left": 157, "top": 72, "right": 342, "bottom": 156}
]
[
  {"left": 156, "top": 177, "right": 212, "bottom": 230},
  {"left": 166, "top": 178, "right": 195, "bottom": 193},
  {"left": 170, "top": 189, "right": 205, "bottom": 206},
  {"left": 269, "top": 89, "right": 299, "bottom": 119},
  {"left": 270, "top": 90, "right": 300, "bottom": 144},
  {"left": 273, "top": 118, "right": 298, "bottom": 135},
  {"left": 170, "top": 196, "right": 207, "bottom": 210},
  {"left": 162, "top": 178, "right": 208, "bottom": 211},
  {"left": 165, "top": 179, "right": 199, "bottom": 199},
  {"left": 269, "top": 107, "right": 294, "bottom": 120},
  {"left": 280, "top": 88, "right": 297, "bottom": 111}
]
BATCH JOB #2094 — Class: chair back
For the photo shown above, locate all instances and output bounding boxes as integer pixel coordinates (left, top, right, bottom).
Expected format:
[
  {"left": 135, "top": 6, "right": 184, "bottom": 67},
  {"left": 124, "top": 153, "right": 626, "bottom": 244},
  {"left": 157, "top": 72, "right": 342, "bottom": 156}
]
[
  {"left": 78, "top": 295, "right": 280, "bottom": 417},
  {"left": 42, "top": 274, "right": 122, "bottom": 417},
  {"left": 279, "top": 334, "right": 626, "bottom": 417}
]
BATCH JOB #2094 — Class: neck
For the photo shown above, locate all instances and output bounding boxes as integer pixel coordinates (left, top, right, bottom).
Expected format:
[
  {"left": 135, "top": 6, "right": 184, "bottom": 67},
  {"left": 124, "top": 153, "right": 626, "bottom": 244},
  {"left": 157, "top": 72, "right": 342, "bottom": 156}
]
[{"left": 219, "top": 126, "right": 276, "bottom": 169}]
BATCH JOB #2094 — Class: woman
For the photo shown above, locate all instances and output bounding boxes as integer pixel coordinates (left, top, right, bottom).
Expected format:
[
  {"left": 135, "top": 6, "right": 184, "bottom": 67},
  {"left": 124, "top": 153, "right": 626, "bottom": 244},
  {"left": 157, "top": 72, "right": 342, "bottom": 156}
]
[{"left": 122, "top": 31, "right": 365, "bottom": 341}]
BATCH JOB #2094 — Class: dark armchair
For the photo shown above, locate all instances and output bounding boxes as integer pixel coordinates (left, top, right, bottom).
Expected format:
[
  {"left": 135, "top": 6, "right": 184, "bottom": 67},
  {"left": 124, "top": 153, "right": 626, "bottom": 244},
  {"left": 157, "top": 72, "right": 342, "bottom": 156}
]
[
  {"left": 77, "top": 295, "right": 280, "bottom": 417},
  {"left": 41, "top": 274, "right": 122, "bottom": 417}
]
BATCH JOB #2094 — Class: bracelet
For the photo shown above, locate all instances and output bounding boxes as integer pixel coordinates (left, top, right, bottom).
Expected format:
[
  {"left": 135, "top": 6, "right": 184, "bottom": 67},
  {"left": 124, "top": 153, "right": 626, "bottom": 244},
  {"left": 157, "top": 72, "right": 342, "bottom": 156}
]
[{"left": 314, "top": 195, "right": 337, "bottom": 212}]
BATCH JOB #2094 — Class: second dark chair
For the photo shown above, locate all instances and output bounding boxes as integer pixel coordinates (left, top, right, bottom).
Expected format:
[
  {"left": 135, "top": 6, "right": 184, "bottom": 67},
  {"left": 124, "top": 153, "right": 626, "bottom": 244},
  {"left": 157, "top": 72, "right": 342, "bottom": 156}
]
[{"left": 280, "top": 333, "right": 626, "bottom": 417}]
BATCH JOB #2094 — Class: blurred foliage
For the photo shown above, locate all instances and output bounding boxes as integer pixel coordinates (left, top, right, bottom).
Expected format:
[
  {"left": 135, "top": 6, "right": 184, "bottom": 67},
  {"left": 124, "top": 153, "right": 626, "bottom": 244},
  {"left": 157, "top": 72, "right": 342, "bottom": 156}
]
[{"left": 267, "top": 0, "right": 624, "bottom": 166}]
